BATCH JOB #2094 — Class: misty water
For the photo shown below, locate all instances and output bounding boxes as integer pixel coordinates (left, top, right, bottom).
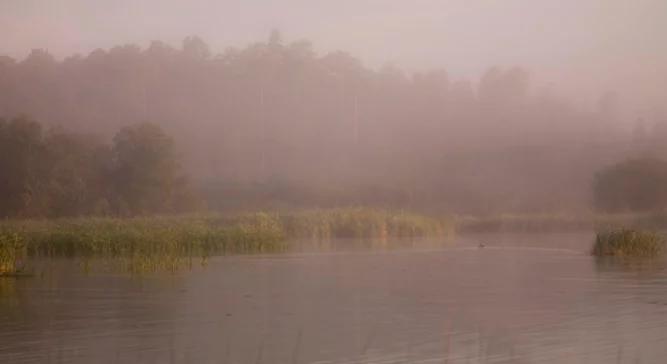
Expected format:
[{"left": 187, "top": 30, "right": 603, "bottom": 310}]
[{"left": 2, "top": 233, "right": 667, "bottom": 364}]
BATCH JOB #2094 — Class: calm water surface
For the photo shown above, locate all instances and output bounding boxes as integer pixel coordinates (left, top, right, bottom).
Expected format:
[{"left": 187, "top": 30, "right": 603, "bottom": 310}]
[{"left": 2, "top": 233, "right": 667, "bottom": 364}]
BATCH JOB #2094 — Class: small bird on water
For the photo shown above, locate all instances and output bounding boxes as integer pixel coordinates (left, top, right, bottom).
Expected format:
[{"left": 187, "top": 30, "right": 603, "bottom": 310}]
[{"left": 478, "top": 243, "right": 486, "bottom": 248}]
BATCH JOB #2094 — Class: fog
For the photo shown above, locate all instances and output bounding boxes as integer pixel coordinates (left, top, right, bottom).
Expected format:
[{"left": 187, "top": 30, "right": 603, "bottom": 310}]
[
  {"left": 1, "top": 0, "right": 667, "bottom": 214},
  {"left": 5, "top": 4, "right": 667, "bottom": 363},
  {"left": 4, "top": 0, "right": 666, "bottom": 108}
]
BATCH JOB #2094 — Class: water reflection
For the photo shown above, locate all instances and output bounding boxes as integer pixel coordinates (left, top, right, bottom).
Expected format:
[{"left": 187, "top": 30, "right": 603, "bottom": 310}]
[{"left": 1, "top": 233, "right": 667, "bottom": 363}]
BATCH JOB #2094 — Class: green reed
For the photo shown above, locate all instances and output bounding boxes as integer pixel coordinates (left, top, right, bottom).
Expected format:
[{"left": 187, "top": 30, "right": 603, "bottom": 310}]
[
  {"left": 280, "top": 207, "right": 453, "bottom": 240},
  {"left": 592, "top": 229, "right": 666, "bottom": 258},
  {"left": 0, "top": 214, "right": 286, "bottom": 273},
  {"left": 0, "top": 209, "right": 451, "bottom": 273},
  {"left": 0, "top": 232, "right": 27, "bottom": 275}
]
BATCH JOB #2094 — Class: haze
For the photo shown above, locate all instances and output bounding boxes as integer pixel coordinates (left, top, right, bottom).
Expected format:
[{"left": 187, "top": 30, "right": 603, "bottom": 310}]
[
  {"left": 5, "top": 2, "right": 667, "bottom": 362},
  {"left": 3, "top": 0, "right": 666, "bottom": 111},
  {"left": 2, "top": 0, "right": 667, "bottom": 215}
]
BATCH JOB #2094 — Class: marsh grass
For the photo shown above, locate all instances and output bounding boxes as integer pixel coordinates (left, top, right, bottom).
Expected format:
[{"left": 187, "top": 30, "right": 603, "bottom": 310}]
[
  {"left": 0, "top": 208, "right": 450, "bottom": 273},
  {"left": 0, "top": 213, "right": 287, "bottom": 273},
  {"left": 0, "top": 232, "right": 27, "bottom": 275},
  {"left": 592, "top": 229, "right": 666, "bottom": 258},
  {"left": 281, "top": 208, "right": 453, "bottom": 240}
]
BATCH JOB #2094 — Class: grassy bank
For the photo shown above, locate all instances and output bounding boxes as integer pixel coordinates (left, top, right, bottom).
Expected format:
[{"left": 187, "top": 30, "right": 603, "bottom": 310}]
[
  {"left": 592, "top": 229, "right": 666, "bottom": 258},
  {"left": 0, "top": 208, "right": 452, "bottom": 273}
]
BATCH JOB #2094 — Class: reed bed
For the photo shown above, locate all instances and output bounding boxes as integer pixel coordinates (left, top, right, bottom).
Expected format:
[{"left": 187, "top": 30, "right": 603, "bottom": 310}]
[
  {"left": 0, "top": 232, "right": 26, "bottom": 276},
  {"left": 592, "top": 229, "right": 666, "bottom": 258},
  {"left": 280, "top": 208, "right": 453, "bottom": 240},
  {"left": 0, "top": 208, "right": 451, "bottom": 273},
  {"left": 0, "top": 213, "right": 286, "bottom": 273}
]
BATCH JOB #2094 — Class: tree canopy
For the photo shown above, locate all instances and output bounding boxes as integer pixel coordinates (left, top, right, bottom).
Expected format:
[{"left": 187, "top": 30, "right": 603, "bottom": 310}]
[
  {"left": 593, "top": 158, "right": 667, "bottom": 213},
  {"left": 0, "top": 117, "right": 196, "bottom": 218},
  {"left": 0, "top": 34, "right": 650, "bottom": 213}
]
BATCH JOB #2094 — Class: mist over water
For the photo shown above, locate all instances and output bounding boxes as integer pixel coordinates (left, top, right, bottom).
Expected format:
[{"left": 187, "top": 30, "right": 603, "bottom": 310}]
[{"left": 2, "top": 2, "right": 667, "bottom": 364}]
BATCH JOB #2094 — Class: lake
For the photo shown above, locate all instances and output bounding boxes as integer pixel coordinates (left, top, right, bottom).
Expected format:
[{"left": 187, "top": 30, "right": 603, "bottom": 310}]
[{"left": 1, "top": 232, "right": 667, "bottom": 363}]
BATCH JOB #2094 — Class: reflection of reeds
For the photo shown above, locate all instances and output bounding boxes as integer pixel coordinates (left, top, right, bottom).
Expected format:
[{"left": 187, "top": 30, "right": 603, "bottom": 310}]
[
  {"left": 0, "top": 277, "right": 17, "bottom": 299},
  {"left": 592, "top": 229, "right": 665, "bottom": 257}
]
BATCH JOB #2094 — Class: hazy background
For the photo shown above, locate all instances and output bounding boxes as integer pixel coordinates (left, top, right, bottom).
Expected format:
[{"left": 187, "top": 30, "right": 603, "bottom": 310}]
[
  {"left": 1, "top": 0, "right": 667, "bottom": 215},
  {"left": 3, "top": 0, "right": 666, "bottom": 113}
]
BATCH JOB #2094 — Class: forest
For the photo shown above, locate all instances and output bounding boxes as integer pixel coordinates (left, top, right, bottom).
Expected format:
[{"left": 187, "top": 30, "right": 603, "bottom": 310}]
[
  {"left": 0, "top": 117, "right": 197, "bottom": 217},
  {"left": 1, "top": 32, "right": 666, "bottom": 216}
]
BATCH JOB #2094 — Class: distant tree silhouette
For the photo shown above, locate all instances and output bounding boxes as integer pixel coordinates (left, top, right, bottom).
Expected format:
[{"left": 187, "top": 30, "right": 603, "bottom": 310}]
[
  {"left": 0, "top": 116, "right": 46, "bottom": 216},
  {"left": 0, "top": 33, "right": 635, "bottom": 213},
  {"left": 182, "top": 36, "right": 210, "bottom": 59},
  {"left": 110, "top": 123, "right": 184, "bottom": 215},
  {"left": 0, "top": 117, "right": 196, "bottom": 218},
  {"left": 593, "top": 158, "right": 667, "bottom": 212}
]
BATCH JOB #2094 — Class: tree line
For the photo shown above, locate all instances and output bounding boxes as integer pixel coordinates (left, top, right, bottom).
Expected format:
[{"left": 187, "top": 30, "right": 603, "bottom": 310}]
[
  {"left": 1, "top": 32, "right": 663, "bottom": 213},
  {"left": 0, "top": 116, "right": 197, "bottom": 218}
]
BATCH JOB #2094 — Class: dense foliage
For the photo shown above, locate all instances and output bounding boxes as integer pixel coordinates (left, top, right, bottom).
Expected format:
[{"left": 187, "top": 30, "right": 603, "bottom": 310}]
[
  {"left": 0, "top": 116, "right": 197, "bottom": 217},
  {"left": 0, "top": 34, "right": 639, "bottom": 213},
  {"left": 593, "top": 158, "right": 667, "bottom": 213}
]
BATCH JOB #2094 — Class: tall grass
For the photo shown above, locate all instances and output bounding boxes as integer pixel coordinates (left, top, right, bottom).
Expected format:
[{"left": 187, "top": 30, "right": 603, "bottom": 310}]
[
  {"left": 592, "top": 229, "right": 666, "bottom": 258},
  {"left": 0, "top": 213, "right": 286, "bottom": 273},
  {"left": 0, "top": 208, "right": 452, "bottom": 273},
  {"left": 281, "top": 208, "right": 453, "bottom": 240},
  {"left": 0, "top": 232, "right": 26, "bottom": 275}
]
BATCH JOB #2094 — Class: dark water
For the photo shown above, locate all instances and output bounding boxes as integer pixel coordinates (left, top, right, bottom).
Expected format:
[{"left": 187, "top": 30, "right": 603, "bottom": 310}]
[{"left": 2, "top": 233, "right": 667, "bottom": 364}]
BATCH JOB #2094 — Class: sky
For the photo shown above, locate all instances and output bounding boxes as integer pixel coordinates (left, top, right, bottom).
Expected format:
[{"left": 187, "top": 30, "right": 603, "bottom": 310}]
[{"left": 2, "top": 0, "right": 666, "bottom": 114}]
